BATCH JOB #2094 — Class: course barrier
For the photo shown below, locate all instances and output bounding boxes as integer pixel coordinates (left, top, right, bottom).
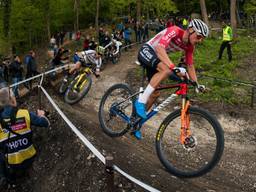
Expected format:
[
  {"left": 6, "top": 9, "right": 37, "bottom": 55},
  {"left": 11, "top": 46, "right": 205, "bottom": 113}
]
[{"left": 8, "top": 64, "right": 161, "bottom": 192}]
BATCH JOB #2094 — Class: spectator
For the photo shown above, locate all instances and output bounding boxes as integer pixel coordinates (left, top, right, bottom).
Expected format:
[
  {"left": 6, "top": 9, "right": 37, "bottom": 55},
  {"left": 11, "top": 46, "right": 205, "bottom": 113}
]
[
  {"left": 101, "top": 31, "right": 111, "bottom": 47},
  {"left": 88, "top": 37, "right": 97, "bottom": 50},
  {"left": 69, "top": 31, "right": 73, "bottom": 40},
  {"left": 134, "top": 21, "right": 142, "bottom": 43},
  {"left": 49, "top": 35, "right": 56, "bottom": 48},
  {"left": 182, "top": 17, "right": 189, "bottom": 29},
  {"left": 55, "top": 32, "right": 61, "bottom": 47},
  {"left": 76, "top": 30, "right": 81, "bottom": 41},
  {"left": 0, "top": 63, "right": 4, "bottom": 82},
  {"left": 83, "top": 35, "right": 90, "bottom": 51},
  {"left": 142, "top": 22, "right": 149, "bottom": 42},
  {"left": 98, "top": 28, "right": 105, "bottom": 46},
  {"left": 2, "top": 58, "right": 10, "bottom": 83},
  {"left": 52, "top": 47, "right": 69, "bottom": 66},
  {"left": 60, "top": 31, "right": 65, "bottom": 46},
  {"left": 123, "top": 26, "right": 132, "bottom": 50},
  {"left": 0, "top": 82, "right": 50, "bottom": 186},
  {"left": 116, "top": 22, "right": 124, "bottom": 31},
  {"left": 166, "top": 18, "right": 174, "bottom": 28},
  {"left": 24, "top": 50, "right": 38, "bottom": 90},
  {"left": 218, "top": 21, "right": 233, "bottom": 62},
  {"left": 9, "top": 55, "right": 23, "bottom": 98}
]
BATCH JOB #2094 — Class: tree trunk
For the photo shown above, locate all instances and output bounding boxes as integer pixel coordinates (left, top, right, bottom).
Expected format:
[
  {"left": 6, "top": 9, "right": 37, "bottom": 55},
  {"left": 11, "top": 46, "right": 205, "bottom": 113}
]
[
  {"left": 46, "top": 0, "right": 51, "bottom": 40},
  {"left": 3, "top": 0, "right": 12, "bottom": 38},
  {"left": 136, "top": 0, "right": 141, "bottom": 22},
  {"left": 230, "top": 0, "right": 237, "bottom": 38},
  {"left": 47, "top": 17, "right": 51, "bottom": 40},
  {"left": 236, "top": 1, "right": 241, "bottom": 27},
  {"left": 74, "top": 0, "right": 80, "bottom": 31},
  {"left": 95, "top": 0, "right": 100, "bottom": 40},
  {"left": 200, "top": 0, "right": 209, "bottom": 27}
]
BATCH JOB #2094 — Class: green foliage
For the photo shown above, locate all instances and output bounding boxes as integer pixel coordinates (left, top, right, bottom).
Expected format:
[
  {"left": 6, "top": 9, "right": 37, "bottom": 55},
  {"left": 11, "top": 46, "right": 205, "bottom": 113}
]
[
  {"left": 0, "top": 0, "right": 255, "bottom": 56},
  {"left": 168, "top": 34, "right": 256, "bottom": 105},
  {"left": 9, "top": 0, "right": 44, "bottom": 50},
  {"left": 244, "top": 0, "right": 256, "bottom": 14},
  {"left": 143, "top": 0, "right": 177, "bottom": 17}
]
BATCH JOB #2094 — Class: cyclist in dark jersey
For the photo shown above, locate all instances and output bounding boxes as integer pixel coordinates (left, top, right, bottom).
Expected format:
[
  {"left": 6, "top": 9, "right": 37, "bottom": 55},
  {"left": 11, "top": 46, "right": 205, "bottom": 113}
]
[{"left": 135, "top": 19, "right": 209, "bottom": 129}]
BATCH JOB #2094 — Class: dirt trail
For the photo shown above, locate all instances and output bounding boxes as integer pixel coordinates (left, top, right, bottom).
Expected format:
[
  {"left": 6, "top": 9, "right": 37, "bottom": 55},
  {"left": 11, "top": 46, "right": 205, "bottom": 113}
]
[
  {"left": 3, "top": 45, "right": 256, "bottom": 192},
  {"left": 57, "top": 45, "right": 256, "bottom": 192}
]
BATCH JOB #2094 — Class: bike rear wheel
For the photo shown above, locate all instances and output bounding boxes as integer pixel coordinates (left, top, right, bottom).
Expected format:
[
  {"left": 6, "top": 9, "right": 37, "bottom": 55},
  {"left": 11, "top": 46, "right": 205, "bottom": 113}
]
[
  {"left": 156, "top": 107, "right": 224, "bottom": 178},
  {"left": 98, "top": 83, "right": 135, "bottom": 137},
  {"left": 64, "top": 75, "right": 92, "bottom": 104}
]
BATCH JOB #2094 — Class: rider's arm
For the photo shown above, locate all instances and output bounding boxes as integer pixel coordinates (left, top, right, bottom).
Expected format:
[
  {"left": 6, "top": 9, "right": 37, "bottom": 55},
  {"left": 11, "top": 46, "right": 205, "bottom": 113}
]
[
  {"left": 69, "top": 61, "right": 81, "bottom": 74},
  {"left": 185, "top": 46, "right": 197, "bottom": 82},
  {"left": 187, "top": 64, "right": 197, "bottom": 82},
  {"left": 155, "top": 45, "right": 175, "bottom": 69}
]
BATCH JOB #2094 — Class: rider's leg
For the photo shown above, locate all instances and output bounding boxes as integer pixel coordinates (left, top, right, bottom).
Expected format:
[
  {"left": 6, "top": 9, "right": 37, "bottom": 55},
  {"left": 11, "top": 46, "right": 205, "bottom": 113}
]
[
  {"left": 146, "top": 90, "right": 160, "bottom": 111},
  {"left": 136, "top": 62, "right": 171, "bottom": 118}
]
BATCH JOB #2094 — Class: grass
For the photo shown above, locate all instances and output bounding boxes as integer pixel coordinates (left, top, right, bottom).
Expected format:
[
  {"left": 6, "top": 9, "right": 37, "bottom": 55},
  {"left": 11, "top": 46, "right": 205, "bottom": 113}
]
[{"left": 162, "top": 32, "right": 256, "bottom": 105}]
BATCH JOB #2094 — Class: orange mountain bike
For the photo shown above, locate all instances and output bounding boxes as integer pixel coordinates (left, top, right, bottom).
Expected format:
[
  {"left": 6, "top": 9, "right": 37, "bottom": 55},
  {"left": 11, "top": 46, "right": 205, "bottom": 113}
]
[{"left": 98, "top": 68, "right": 224, "bottom": 178}]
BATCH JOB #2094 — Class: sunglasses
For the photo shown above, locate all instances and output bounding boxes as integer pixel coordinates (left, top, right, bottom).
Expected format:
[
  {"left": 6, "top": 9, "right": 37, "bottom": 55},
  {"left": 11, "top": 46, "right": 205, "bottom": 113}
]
[
  {"left": 190, "top": 30, "right": 204, "bottom": 40},
  {"left": 196, "top": 34, "right": 203, "bottom": 40}
]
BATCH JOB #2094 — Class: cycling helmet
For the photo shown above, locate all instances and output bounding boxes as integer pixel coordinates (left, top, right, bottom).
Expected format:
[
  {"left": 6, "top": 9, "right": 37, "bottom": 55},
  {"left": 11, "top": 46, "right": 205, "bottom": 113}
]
[{"left": 188, "top": 19, "right": 209, "bottom": 37}]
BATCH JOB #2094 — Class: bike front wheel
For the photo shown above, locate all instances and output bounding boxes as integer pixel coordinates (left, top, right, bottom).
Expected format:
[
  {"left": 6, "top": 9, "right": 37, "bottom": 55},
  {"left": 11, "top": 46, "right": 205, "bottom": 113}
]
[
  {"left": 59, "top": 79, "right": 69, "bottom": 94},
  {"left": 98, "top": 83, "right": 135, "bottom": 137},
  {"left": 156, "top": 107, "right": 224, "bottom": 178},
  {"left": 64, "top": 75, "right": 92, "bottom": 104}
]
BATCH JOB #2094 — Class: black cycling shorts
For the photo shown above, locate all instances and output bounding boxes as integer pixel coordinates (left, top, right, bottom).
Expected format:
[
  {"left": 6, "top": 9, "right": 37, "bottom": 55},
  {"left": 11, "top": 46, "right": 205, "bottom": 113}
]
[{"left": 138, "top": 44, "right": 160, "bottom": 81}]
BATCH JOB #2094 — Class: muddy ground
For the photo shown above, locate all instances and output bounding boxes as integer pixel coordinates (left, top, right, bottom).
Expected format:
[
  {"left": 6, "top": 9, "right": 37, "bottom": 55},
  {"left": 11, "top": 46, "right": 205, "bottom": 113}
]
[{"left": 2, "top": 45, "right": 256, "bottom": 192}]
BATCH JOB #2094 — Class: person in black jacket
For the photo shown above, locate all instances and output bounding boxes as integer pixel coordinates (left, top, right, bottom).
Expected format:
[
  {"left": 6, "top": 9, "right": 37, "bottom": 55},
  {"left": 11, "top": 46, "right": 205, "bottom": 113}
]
[
  {"left": 25, "top": 50, "right": 38, "bottom": 90},
  {"left": 2, "top": 58, "right": 10, "bottom": 83},
  {"left": 9, "top": 55, "right": 23, "bottom": 98},
  {"left": 51, "top": 47, "right": 69, "bottom": 67}
]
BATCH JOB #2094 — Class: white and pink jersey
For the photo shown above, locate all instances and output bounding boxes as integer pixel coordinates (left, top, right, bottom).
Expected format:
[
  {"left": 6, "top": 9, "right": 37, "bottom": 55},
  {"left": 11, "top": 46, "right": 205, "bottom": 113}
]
[{"left": 146, "top": 26, "right": 194, "bottom": 65}]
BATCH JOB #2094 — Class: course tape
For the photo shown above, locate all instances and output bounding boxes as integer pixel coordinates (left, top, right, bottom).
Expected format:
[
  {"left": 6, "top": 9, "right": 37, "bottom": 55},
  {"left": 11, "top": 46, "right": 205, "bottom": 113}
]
[
  {"left": 40, "top": 85, "right": 106, "bottom": 163},
  {"left": 114, "top": 166, "right": 161, "bottom": 192},
  {"left": 39, "top": 85, "right": 161, "bottom": 192},
  {"left": 9, "top": 64, "right": 74, "bottom": 88}
]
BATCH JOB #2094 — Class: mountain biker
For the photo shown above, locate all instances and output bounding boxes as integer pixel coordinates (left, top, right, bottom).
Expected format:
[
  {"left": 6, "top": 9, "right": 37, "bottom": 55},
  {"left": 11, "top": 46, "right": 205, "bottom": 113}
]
[
  {"left": 135, "top": 19, "right": 208, "bottom": 127},
  {"left": 68, "top": 48, "right": 102, "bottom": 79}
]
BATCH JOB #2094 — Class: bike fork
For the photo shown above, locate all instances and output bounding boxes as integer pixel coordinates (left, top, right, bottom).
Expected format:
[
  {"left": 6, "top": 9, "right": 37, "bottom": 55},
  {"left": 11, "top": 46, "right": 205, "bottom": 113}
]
[{"left": 180, "top": 98, "right": 191, "bottom": 144}]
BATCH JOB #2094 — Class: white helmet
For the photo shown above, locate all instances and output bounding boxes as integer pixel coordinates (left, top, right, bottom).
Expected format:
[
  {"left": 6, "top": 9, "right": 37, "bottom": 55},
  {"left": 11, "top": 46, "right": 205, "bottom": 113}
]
[{"left": 188, "top": 19, "right": 209, "bottom": 37}]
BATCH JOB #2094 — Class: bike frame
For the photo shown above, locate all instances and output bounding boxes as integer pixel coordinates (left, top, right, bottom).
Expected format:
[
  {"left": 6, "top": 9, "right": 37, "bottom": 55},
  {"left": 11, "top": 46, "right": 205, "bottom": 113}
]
[
  {"left": 111, "top": 81, "right": 192, "bottom": 144},
  {"left": 111, "top": 82, "right": 190, "bottom": 136},
  {"left": 73, "top": 67, "right": 91, "bottom": 91}
]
